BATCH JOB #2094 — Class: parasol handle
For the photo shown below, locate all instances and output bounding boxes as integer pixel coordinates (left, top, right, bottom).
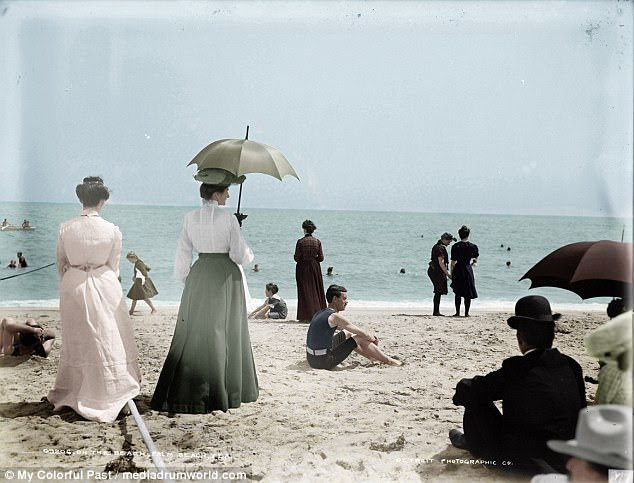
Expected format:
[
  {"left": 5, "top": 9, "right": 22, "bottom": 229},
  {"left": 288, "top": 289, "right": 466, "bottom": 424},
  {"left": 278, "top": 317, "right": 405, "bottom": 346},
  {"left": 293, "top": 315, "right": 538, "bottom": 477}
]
[
  {"left": 235, "top": 124, "right": 250, "bottom": 227},
  {"left": 235, "top": 183, "right": 247, "bottom": 227}
]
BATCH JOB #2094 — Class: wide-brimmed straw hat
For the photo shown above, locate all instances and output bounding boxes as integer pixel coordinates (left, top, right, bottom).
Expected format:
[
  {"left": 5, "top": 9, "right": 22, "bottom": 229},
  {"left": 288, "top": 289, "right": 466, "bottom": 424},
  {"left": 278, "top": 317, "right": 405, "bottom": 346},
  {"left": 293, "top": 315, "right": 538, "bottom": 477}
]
[
  {"left": 507, "top": 295, "right": 561, "bottom": 329},
  {"left": 547, "top": 405, "right": 632, "bottom": 470}
]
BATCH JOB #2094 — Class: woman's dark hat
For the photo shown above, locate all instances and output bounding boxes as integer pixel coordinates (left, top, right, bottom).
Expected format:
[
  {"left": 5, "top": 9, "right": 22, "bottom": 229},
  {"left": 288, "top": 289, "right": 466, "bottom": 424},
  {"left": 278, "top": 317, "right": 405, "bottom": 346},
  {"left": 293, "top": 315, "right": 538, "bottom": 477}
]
[
  {"left": 441, "top": 232, "right": 457, "bottom": 242},
  {"left": 507, "top": 295, "right": 561, "bottom": 329}
]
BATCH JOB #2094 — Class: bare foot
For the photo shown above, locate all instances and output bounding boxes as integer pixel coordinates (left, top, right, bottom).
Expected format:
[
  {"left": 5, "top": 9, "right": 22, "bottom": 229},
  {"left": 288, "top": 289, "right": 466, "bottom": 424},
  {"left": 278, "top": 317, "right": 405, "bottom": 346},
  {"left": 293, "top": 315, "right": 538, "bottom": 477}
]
[{"left": 386, "top": 358, "right": 403, "bottom": 366}]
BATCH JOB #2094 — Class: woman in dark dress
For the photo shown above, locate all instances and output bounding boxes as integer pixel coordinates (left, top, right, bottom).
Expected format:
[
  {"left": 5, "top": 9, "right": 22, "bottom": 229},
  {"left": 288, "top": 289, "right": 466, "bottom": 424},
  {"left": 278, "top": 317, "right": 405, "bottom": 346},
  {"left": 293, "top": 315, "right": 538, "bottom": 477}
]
[
  {"left": 294, "top": 219, "right": 326, "bottom": 322},
  {"left": 427, "top": 232, "right": 455, "bottom": 316},
  {"left": 450, "top": 225, "right": 479, "bottom": 317}
]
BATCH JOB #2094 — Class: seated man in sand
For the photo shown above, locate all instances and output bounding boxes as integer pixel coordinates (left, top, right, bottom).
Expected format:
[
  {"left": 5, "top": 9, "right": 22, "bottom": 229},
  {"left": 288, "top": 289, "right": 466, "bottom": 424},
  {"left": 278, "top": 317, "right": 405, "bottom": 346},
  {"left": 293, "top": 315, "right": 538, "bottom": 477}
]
[
  {"left": 305, "top": 284, "right": 401, "bottom": 369},
  {"left": 449, "top": 295, "right": 586, "bottom": 473},
  {"left": 0, "top": 317, "right": 56, "bottom": 357},
  {"left": 249, "top": 283, "right": 288, "bottom": 319}
]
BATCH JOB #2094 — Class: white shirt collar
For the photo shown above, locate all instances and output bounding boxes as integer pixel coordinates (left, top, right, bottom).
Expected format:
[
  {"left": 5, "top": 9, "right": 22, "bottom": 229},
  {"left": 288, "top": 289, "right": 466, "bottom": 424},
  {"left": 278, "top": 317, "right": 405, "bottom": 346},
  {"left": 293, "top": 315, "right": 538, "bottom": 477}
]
[
  {"left": 80, "top": 208, "right": 100, "bottom": 217},
  {"left": 202, "top": 199, "right": 219, "bottom": 207},
  {"left": 523, "top": 348, "right": 539, "bottom": 356}
]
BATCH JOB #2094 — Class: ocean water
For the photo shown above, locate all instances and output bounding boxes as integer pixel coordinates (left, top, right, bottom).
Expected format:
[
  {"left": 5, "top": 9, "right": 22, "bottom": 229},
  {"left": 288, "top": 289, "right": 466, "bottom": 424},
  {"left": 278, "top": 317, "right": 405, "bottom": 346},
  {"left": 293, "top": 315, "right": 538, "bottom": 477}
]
[{"left": 0, "top": 201, "right": 630, "bottom": 312}]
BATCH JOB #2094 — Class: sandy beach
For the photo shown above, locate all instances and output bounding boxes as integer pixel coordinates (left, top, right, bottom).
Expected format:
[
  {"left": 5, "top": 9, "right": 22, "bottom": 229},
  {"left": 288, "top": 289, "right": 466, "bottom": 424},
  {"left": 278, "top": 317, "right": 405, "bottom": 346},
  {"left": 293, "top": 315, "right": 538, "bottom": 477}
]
[{"left": 0, "top": 306, "right": 607, "bottom": 482}]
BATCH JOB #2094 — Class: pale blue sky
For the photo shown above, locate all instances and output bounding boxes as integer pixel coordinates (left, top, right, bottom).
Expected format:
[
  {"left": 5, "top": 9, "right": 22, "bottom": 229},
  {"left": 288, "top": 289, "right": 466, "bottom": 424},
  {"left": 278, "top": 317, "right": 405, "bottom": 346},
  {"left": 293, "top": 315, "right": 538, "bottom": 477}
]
[{"left": 1, "top": 0, "right": 632, "bottom": 217}]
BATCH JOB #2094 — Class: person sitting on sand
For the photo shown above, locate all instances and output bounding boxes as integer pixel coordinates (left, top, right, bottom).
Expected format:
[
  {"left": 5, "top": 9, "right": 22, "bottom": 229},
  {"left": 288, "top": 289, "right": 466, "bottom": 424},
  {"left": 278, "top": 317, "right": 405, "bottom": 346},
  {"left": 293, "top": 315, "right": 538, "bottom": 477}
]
[
  {"left": 449, "top": 295, "right": 586, "bottom": 474},
  {"left": 0, "top": 317, "right": 56, "bottom": 357},
  {"left": 584, "top": 310, "right": 632, "bottom": 406},
  {"left": 249, "top": 283, "right": 288, "bottom": 319},
  {"left": 305, "top": 284, "right": 402, "bottom": 369}
]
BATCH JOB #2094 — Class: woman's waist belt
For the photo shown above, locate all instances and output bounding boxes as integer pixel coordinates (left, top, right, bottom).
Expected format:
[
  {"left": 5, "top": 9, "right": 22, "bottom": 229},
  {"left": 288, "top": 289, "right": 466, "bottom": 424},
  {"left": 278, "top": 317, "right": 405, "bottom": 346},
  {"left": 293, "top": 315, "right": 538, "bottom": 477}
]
[
  {"left": 70, "top": 264, "right": 105, "bottom": 271},
  {"left": 198, "top": 253, "right": 230, "bottom": 259},
  {"left": 306, "top": 347, "right": 328, "bottom": 356}
]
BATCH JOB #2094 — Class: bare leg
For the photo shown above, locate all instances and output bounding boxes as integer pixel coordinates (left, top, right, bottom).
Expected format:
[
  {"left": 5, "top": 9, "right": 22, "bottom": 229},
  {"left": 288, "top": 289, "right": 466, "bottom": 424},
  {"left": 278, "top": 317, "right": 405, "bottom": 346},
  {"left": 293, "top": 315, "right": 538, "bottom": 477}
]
[
  {"left": 42, "top": 338, "right": 56, "bottom": 356},
  {"left": 144, "top": 298, "right": 157, "bottom": 314},
  {"left": 453, "top": 295, "right": 461, "bottom": 316},
  {"left": 0, "top": 317, "right": 15, "bottom": 356},
  {"left": 129, "top": 300, "right": 137, "bottom": 316},
  {"left": 250, "top": 307, "right": 269, "bottom": 319},
  {"left": 352, "top": 336, "right": 402, "bottom": 366}
]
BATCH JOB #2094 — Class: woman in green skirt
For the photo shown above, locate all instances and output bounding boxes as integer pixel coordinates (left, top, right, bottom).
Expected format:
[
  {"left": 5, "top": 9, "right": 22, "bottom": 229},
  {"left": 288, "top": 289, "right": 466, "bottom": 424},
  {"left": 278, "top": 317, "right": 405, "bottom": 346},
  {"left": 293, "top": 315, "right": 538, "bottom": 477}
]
[{"left": 151, "top": 170, "right": 258, "bottom": 413}]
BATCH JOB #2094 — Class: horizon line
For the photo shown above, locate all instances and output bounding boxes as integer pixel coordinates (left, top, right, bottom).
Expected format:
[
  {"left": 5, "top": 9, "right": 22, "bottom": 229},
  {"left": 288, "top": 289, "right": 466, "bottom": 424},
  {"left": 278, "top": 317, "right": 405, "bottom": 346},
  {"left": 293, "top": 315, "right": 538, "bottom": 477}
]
[{"left": 0, "top": 199, "right": 631, "bottom": 220}]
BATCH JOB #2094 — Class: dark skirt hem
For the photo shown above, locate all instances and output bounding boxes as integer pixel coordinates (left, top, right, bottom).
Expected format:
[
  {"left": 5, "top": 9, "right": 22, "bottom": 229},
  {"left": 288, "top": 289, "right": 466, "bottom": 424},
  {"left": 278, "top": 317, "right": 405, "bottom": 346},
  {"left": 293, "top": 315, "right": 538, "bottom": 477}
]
[
  {"left": 150, "top": 253, "right": 258, "bottom": 414},
  {"left": 150, "top": 396, "right": 258, "bottom": 414}
]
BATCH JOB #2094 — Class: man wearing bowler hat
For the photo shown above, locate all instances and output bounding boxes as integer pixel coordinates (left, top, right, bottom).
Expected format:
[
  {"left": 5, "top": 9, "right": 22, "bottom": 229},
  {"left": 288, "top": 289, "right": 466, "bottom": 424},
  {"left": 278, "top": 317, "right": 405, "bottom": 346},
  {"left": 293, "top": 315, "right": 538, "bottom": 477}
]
[{"left": 449, "top": 295, "right": 587, "bottom": 473}]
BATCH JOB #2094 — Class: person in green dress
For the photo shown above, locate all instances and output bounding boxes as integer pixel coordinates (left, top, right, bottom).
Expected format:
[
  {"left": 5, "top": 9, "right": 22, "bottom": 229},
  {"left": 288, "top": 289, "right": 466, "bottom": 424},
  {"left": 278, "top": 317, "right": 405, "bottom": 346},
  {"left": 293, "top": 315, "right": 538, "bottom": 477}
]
[
  {"left": 125, "top": 251, "right": 158, "bottom": 315},
  {"left": 151, "top": 168, "right": 258, "bottom": 414}
]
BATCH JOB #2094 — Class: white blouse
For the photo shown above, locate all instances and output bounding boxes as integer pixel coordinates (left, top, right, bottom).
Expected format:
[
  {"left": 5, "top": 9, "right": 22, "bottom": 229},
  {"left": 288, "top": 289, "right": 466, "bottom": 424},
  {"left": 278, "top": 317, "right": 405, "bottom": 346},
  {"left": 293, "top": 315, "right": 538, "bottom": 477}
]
[
  {"left": 173, "top": 200, "right": 254, "bottom": 283},
  {"left": 56, "top": 209, "right": 122, "bottom": 279}
]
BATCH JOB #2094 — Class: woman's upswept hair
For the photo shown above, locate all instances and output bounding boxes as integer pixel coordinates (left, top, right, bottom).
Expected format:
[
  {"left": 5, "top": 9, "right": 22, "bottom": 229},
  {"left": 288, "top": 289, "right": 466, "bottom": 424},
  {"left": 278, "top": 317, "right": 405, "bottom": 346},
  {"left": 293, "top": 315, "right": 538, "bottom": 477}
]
[
  {"left": 458, "top": 225, "right": 470, "bottom": 240},
  {"left": 76, "top": 176, "right": 110, "bottom": 207},
  {"left": 200, "top": 183, "right": 228, "bottom": 200},
  {"left": 302, "top": 219, "right": 316, "bottom": 234}
]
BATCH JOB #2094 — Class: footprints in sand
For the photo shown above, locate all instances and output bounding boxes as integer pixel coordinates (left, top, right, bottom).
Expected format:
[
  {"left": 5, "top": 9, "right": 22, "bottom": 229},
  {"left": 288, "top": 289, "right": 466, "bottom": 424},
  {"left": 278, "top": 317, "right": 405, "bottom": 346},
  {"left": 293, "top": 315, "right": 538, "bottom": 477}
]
[
  {"left": 370, "top": 434, "right": 406, "bottom": 452},
  {"left": 336, "top": 459, "right": 366, "bottom": 471}
]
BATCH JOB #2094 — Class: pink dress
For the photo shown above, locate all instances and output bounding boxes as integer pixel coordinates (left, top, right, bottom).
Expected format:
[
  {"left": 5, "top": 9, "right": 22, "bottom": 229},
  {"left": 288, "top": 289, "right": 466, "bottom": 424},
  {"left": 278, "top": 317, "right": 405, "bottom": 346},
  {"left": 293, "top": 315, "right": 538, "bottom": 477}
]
[{"left": 48, "top": 208, "right": 141, "bottom": 422}]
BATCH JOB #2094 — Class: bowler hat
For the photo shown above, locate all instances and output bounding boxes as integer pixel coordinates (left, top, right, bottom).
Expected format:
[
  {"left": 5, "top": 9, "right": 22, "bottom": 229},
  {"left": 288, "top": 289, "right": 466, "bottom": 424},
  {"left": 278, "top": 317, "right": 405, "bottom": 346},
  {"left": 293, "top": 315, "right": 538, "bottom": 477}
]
[
  {"left": 548, "top": 405, "right": 632, "bottom": 470},
  {"left": 507, "top": 295, "right": 561, "bottom": 329}
]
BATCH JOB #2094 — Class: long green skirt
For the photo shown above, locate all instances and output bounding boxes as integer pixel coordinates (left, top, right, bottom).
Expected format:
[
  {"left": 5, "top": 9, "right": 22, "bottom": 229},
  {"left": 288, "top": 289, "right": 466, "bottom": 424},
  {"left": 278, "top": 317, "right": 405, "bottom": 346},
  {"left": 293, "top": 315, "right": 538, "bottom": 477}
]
[{"left": 150, "top": 253, "right": 259, "bottom": 413}]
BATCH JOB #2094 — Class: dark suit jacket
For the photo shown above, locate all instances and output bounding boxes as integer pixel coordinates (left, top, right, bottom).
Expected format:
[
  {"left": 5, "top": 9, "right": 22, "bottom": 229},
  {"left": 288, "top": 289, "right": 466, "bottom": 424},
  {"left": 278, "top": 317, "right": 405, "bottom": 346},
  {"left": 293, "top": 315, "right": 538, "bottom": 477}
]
[{"left": 453, "top": 348, "right": 586, "bottom": 461}]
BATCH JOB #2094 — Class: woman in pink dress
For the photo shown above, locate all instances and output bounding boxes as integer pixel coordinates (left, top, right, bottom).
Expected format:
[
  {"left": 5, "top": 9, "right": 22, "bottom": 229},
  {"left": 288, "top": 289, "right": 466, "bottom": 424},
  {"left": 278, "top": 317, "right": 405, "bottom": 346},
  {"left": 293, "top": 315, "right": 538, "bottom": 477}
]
[{"left": 47, "top": 176, "right": 141, "bottom": 422}]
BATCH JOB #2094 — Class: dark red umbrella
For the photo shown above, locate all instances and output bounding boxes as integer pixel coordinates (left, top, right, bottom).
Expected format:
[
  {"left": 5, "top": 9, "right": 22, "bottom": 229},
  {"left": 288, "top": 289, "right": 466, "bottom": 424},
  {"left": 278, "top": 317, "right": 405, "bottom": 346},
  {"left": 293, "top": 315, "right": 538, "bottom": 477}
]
[{"left": 520, "top": 240, "right": 633, "bottom": 299}]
